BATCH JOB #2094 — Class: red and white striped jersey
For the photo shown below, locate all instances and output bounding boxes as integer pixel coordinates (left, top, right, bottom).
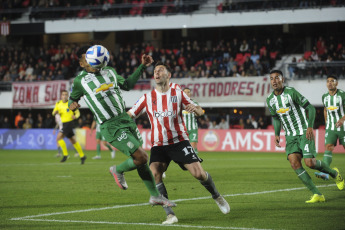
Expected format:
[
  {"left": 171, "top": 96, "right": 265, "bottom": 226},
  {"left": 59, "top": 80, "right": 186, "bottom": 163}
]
[
  {"left": 169, "top": 82, "right": 182, "bottom": 90},
  {"left": 129, "top": 87, "right": 196, "bottom": 147}
]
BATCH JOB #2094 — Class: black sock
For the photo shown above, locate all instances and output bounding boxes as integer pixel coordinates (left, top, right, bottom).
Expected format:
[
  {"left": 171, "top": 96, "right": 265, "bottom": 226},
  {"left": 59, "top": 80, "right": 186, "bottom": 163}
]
[
  {"left": 200, "top": 172, "right": 220, "bottom": 199},
  {"left": 157, "top": 182, "right": 175, "bottom": 216}
]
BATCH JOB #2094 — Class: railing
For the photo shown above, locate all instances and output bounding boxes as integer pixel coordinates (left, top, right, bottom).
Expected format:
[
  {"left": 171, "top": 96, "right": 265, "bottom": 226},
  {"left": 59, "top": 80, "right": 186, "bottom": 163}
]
[{"left": 282, "top": 61, "right": 345, "bottom": 80}]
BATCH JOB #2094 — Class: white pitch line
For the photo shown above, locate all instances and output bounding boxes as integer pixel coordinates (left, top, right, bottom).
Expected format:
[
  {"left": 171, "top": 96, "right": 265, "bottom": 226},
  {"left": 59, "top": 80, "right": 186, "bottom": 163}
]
[
  {"left": 11, "top": 184, "right": 336, "bottom": 221},
  {"left": 11, "top": 218, "right": 272, "bottom": 230}
]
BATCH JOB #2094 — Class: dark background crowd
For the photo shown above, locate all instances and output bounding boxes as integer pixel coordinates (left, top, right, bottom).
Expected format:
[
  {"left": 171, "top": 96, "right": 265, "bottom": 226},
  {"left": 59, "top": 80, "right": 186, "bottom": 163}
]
[{"left": 1, "top": 34, "right": 344, "bottom": 84}]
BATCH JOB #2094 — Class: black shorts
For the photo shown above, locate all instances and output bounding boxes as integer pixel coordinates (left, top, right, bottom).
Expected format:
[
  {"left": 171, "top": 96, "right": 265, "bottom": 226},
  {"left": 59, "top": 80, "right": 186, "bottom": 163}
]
[
  {"left": 60, "top": 121, "right": 75, "bottom": 139},
  {"left": 149, "top": 140, "right": 202, "bottom": 170}
]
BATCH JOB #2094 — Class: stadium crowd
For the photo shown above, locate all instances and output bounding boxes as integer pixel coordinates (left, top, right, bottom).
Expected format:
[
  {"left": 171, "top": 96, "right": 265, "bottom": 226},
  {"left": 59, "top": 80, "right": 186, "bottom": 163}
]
[
  {"left": 288, "top": 36, "right": 345, "bottom": 79},
  {"left": 1, "top": 34, "right": 345, "bottom": 83},
  {"left": 0, "top": 37, "right": 284, "bottom": 82}
]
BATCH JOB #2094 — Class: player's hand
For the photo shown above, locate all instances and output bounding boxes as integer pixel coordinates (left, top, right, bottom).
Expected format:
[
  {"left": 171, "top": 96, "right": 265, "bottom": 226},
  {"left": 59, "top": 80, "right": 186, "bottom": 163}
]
[
  {"left": 141, "top": 54, "right": 154, "bottom": 67},
  {"left": 184, "top": 104, "right": 197, "bottom": 113},
  {"left": 69, "top": 101, "right": 80, "bottom": 111},
  {"left": 306, "top": 127, "right": 314, "bottom": 141},
  {"left": 336, "top": 118, "right": 345, "bottom": 128},
  {"left": 275, "top": 135, "right": 281, "bottom": 148}
]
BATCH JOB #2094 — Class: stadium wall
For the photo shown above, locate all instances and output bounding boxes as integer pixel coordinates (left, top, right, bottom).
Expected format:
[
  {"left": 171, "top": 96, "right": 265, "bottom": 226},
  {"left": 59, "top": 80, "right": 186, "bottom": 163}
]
[
  {"left": 43, "top": 8, "right": 345, "bottom": 33},
  {"left": 1, "top": 128, "right": 343, "bottom": 153}
]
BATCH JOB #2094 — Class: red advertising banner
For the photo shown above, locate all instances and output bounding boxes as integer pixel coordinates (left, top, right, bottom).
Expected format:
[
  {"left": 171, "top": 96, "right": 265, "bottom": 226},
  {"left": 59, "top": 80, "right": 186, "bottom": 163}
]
[
  {"left": 12, "top": 80, "right": 69, "bottom": 108},
  {"left": 85, "top": 129, "right": 344, "bottom": 153}
]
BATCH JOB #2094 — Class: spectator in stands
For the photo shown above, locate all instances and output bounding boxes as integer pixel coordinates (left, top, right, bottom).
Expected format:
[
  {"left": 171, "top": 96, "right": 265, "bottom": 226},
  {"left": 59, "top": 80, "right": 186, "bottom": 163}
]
[
  {"left": 23, "top": 118, "right": 32, "bottom": 129},
  {"left": 35, "top": 114, "right": 45, "bottom": 128},
  {"left": 27, "top": 113, "right": 34, "bottom": 126},
  {"left": 238, "top": 118, "right": 245, "bottom": 129},
  {"left": 246, "top": 64, "right": 257, "bottom": 76},
  {"left": 44, "top": 113, "right": 54, "bottom": 128},
  {"left": 251, "top": 116, "right": 258, "bottom": 129},
  {"left": 288, "top": 57, "right": 297, "bottom": 79},
  {"left": 1, "top": 117, "right": 11, "bottom": 128},
  {"left": 239, "top": 40, "right": 249, "bottom": 53},
  {"left": 209, "top": 120, "right": 220, "bottom": 129},
  {"left": 17, "top": 117, "right": 25, "bottom": 129},
  {"left": 250, "top": 50, "right": 260, "bottom": 65},
  {"left": 218, "top": 118, "right": 229, "bottom": 129},
  {"left": 244, "top": 118, "right": 254, "bottom": 129},
  {"left": 257, "top": 116, "right": 267, "bottom": 129},
  {"left": 14, "top": 112, "right": 23, "bottom": 129}
]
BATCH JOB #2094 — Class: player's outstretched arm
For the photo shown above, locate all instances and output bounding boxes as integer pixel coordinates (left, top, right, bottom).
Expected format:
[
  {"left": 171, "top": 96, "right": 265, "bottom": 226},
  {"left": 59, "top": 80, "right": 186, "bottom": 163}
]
[{"left": 69, "top": 100, "right": 81, "bottom": 111}]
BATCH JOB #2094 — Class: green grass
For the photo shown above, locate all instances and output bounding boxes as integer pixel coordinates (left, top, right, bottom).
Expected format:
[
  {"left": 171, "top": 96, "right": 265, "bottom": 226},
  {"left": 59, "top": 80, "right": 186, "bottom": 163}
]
[{"left": 1, "top": 150, "right": 345, "bottom": 230}]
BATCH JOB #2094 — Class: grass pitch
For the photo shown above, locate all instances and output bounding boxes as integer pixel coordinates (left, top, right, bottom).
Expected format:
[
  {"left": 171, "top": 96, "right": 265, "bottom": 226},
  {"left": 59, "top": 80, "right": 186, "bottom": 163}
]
[{"left": 0, "top": 150, "right": 344, "bottom": 230}]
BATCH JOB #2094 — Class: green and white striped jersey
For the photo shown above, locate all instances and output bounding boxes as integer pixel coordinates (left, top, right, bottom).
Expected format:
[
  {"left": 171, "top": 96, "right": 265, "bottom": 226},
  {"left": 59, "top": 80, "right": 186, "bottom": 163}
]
[
  {"left": 266, "top": 87, "right": 310, "bottom": 136},
  {"left": 182, "top": 100, "right": 199, "bottom": 132},
  {"left": 70, "top": 65, "right": 145, "bottom": 124},
  {"left": 322, "top": 89, "right": 345, "bottom": 131}
]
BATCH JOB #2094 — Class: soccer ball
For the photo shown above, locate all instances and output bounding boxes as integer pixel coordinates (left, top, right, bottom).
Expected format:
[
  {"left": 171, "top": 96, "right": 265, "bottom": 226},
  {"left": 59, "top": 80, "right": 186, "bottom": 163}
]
[{"left": 85, "top": 45, "right": 110, "bottom": 69}]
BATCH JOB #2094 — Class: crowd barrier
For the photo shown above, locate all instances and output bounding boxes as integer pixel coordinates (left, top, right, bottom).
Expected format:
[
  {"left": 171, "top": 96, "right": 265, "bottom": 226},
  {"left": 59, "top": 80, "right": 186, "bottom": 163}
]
[{"left": 1, "top": 128, "right": 343, "bottom": 153}]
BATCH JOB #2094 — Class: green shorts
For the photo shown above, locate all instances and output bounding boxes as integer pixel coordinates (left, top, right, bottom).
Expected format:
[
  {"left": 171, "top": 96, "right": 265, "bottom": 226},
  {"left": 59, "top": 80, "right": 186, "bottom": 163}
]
[
  {"left": 325, "top": 129, "right": 345, "bottom": 146},
  {"left": 100, "top": 113, "right": 143, "bottom": 156},
  {"left": 285, "top": 134, "right": 316, "bottom": 159},
  {"left": 96, "top": 131, "right": 105, "bottom": 141},
  {"left": 188, "top": 129, "right": 198, "bottom": 143}
]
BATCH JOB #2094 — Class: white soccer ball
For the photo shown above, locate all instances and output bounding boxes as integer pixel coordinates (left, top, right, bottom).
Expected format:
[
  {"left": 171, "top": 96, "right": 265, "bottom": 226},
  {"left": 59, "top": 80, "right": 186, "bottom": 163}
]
[{"left": 85, "top": 45, "right": 110, "bottom": 69}]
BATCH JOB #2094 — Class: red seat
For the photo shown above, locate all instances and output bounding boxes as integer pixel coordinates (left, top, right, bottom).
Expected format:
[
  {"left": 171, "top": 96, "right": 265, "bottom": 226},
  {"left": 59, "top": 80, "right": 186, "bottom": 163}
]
[
  {"left": 270, "top": 51, "right": 278, "bottom": 59},
  {"left": 231, "top": 125, "right": 243, "bottom": 129},
  {"left": 304, "top": 51, "right": 312, "bottom": 59}
]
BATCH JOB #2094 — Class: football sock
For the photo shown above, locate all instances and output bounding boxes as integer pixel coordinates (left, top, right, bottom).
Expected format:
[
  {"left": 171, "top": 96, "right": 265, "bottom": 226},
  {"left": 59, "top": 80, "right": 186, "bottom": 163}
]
[
  {"left": 105, "top": 143, "right": 113, "bottom": 152},
  {"left": 57, "top": 139, "right": 68, "bottom": 156},
  {"left": 116, "top": 157, "right": 137, "bottom": 173},
  {"left": 57, "top": 146, "right": 61, "bottom": 154},
  {"left": 199, "top": 172, "right": 220, "bottom": 199},
  {"left": 322, "top": 150, "right": 332, "bottom": 166},
  {"left": 96, "top": 144, "right": 101, "bottom": 156},
  {"left": 73, "top": 142, "right": 84, "bottom": 158},
  {"left": 314, "top": 160, "right": 337, "bottom": 178},
  {"left": 295, "top": 167, "right": 321, "bottom": 195},
  {"left": 137, "top": 164, "right": 160, "bottom": 197},
  {"left": 157, "top": 182, "right": 175, "bottom": 215}
]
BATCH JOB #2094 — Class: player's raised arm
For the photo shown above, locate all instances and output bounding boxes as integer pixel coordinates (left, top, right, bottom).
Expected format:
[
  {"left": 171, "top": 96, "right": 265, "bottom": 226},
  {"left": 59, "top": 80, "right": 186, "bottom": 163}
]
[{"left": 120, "top": 54, "right": 154, "bottom": 91}]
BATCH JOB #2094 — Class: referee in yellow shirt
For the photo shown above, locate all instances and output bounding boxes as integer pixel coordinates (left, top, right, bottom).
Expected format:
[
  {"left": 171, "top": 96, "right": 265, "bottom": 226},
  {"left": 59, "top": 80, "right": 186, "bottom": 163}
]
[{"left": 52, "top": 90, "right": 86, "bottom": 164}]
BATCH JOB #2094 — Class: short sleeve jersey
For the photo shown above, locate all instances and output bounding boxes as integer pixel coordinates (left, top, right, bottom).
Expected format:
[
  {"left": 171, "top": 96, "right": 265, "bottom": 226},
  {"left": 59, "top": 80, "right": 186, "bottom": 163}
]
[
  {"left": 69, "top": 65, "right": 145, "bottom": 124},
  {"left": 322, "top": 89, "right": 345, "bottom": 131},
  {"left": 52, "top": 100, "right": 80, "bottom": 123},
  {"left": 183, "top": 99, "right": 199, "bottom": 132},
  {"left": 266, "top": 87, "right": 310, "bottom": 136},
  {"left": 129, "top": 88, "right": 196, "bottom": 146}
]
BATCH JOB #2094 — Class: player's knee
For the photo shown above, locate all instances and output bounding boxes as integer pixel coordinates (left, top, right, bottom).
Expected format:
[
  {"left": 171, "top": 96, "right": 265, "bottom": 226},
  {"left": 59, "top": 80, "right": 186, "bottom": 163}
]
[
  {"left": 290, "top": 162, "right": 301, "bottom": 170},
  {"left": 325, "top": 144, "right": 334, "bottom": 151},
  {"left": 305, "top": 159, "right": 316, "bottom": 169}
]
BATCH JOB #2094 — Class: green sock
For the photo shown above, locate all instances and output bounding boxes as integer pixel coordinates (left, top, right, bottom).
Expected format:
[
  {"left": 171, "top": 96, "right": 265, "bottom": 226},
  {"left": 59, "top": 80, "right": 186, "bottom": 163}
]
[
  {"left": 295, "top": 167, "right": 321, "bottom": 195},
  {"left": 323, "top": 150, "right": 332, "bottom": 166},
  {"left": 194, "top": 147, "right": 198, "bottom": 155},
  {"left": 137, "top": 164, "right": 160, "bottom": 197},
  {"left": 96, "top": 144, "right": 101, "bottom": 156},
  {"left": 116, "top": 157, "right": 137, "bottom": 174},
  {"left": 105, "top": 143, "right": 112, "bottom": 151},
  {"left": 314, "top": 160, "right": 337, "bottom": 178}
]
